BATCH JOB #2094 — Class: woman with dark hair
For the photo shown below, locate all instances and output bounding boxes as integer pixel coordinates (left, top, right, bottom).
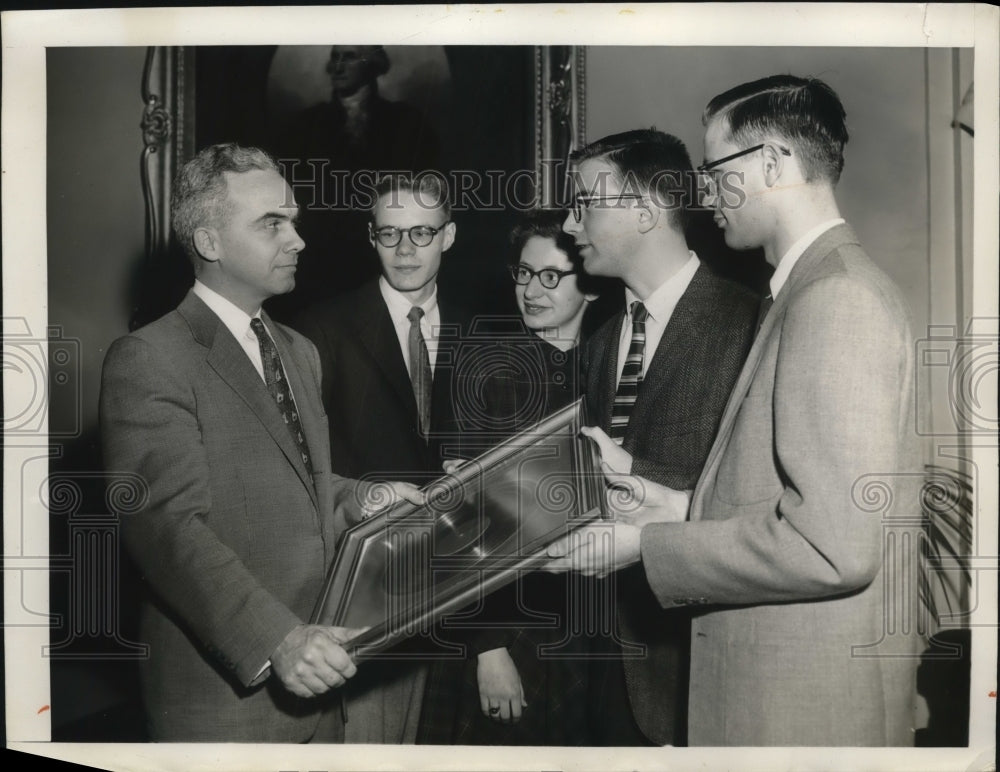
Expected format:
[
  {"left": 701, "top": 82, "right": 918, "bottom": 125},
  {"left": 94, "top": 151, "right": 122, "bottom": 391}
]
[
  {"left": 418, "top": 209, "right": 599, "bottom": 746},
  {"left": 466, "top": 209, "right": 600, "bottom": 430}
]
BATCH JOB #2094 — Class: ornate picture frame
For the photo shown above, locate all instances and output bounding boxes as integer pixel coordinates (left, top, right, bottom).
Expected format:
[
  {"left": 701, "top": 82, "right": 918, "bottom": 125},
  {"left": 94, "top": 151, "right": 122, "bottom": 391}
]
[
  {"left": 136, "top": 45, "right": 586, "bottom": 328},
  {"left": 311, "top": 398, "right": 605, "bottom": 661}
]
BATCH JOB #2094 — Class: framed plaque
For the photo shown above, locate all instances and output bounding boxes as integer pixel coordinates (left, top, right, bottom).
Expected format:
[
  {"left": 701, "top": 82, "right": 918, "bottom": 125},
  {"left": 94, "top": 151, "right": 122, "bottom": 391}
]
[{"left": 311, "top": 398, "right": 604, "bottom": 660}]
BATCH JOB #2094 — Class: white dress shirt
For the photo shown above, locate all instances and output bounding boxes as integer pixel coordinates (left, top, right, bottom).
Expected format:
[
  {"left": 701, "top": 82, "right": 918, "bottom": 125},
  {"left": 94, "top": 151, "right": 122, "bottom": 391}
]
[
  {"left": 379, "top": 276, "right": 441, "bottom": 376},
  {"left": 193, "top": 280, "right": 274, "bottom": 383},
  {"left": 617, "top": 253, "right": 700, "bottom": 384},
  {"left": 769, "top": 218, "right": 845, "bottom": 299}
]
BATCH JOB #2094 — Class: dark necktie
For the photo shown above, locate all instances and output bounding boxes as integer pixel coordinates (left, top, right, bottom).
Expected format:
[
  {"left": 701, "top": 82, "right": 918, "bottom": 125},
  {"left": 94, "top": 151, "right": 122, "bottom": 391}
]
[
  {"left": 407, "top": 306, "right": 433, "bottom": 437},
  {"left": 249, "top": 318, "right": 314, "bottom": 477},
  {"left": 610, "top": 301, "right": 648, "bottom": 444},
  {"left": 756, "top": 293, "right": 774, "bottom": 335}
]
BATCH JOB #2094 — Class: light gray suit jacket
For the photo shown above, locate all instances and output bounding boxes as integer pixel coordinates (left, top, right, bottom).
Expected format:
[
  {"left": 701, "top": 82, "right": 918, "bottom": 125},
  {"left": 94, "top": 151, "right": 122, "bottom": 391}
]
[
  {"left": 100, "top": 290, "right": 364, "bottom": 741},
  {"left": 638, "top": 224, "right": 921, "bottom": 746}
]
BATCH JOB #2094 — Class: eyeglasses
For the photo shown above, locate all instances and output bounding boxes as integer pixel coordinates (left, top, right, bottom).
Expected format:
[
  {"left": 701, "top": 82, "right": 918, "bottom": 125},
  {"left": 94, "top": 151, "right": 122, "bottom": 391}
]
[
  {"left": 369, "top": 222, "right": 451, "bottom": 248},
  {"left": 697, "top": 143, "right": 791, "bottom": 173},
  {"left": 509, "top": 264, "right": 576, "bottom": 289},
  {"left": 570, "top": 193, "right": 644, "bottom": 222},
  {"left": 696, "top": 143, "right": 792, "bottom": 207}
]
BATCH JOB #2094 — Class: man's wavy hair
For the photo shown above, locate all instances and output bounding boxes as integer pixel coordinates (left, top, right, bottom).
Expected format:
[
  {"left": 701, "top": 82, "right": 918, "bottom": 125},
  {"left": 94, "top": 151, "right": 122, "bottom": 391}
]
[
  {"left": 171, "top": 142, "right": 279, "bottom": 262},
  {"left": 703, "top": 74, "right": 849, "bottom": 185}
]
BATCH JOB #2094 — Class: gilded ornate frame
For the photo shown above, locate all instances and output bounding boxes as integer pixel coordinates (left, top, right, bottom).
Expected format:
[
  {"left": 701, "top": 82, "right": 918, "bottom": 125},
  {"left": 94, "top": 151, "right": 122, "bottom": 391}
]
[{"left": 139, "top": 45, "right": 585, "bottom": 272}]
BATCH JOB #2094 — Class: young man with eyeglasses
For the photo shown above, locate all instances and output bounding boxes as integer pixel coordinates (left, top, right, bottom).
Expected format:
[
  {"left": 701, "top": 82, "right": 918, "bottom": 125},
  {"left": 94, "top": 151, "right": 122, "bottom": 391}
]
[
  {"left": 293, "top": 172, "right": 468, "bottom": 743},
  {"left": 559, "top": 128, "right": 757, "bottom": 746},
  {"left": 269, "top": 45, "right": 441, "bottom": 315},
  {"left": 551, "top": 77, "right": 920, "bottom": 747}
]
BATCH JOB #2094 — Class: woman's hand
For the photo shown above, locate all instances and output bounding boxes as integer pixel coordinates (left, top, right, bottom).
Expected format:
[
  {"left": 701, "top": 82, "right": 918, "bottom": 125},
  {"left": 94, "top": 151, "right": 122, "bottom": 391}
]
[{"left": 477, "top": 647, "right": 528, "bottom": 723}]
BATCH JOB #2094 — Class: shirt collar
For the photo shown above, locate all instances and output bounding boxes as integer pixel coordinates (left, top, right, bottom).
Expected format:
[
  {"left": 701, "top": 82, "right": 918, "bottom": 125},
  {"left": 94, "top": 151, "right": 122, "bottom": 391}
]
[
  {"left": 624, "top": 252, "right": 700, "bottom": 322},
  {"left": 379, "top": 275, "right": 438, "bottom": 324},
  {"left": 193, "top": 280, "right": 262, "bottom": 337},
  {"left": 769, "top": 218, "right": 845, "bottom": 298}
]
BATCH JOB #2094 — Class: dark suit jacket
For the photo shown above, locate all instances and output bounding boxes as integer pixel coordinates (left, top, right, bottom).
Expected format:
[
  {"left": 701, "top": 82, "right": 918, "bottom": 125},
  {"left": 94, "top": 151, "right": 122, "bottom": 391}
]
[
  {"left": 294, "top": 280, "right": 468, "bottom": 483},
  {"left": 294, "top": 280, "right": 470, "bottom": 741},
  {"left": 584, "top": 262, "right": 757, "bottom": 745},
  {"left": 99, "top": 291, "right": 362, "bottom": 742}
]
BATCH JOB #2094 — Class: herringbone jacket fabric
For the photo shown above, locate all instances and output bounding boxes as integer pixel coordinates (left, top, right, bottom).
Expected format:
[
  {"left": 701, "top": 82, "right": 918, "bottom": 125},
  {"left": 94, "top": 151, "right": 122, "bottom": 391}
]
[
  {"left": 100, "top": 290, "right": 361, "bottom": 741},
  {"left": 584, "top": 263, "right": 757, "bottom": 745}
]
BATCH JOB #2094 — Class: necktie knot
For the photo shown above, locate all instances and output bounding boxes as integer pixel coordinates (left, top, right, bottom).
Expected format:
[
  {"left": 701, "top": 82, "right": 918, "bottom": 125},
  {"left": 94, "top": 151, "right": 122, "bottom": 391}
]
[
  {"left": 630, "top": 301, "right": 649, "bottom": 324},
  {"left": 249, "top": 319, "right": 276, "bottom": 371},
  {"left": 407, "top": 306, "right": 425, "bottom": 324}
]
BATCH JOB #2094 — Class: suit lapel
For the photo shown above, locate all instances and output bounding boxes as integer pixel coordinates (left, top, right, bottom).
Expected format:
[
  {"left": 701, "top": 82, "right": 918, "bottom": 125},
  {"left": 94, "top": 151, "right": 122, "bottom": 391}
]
[
  {"left": 264, "top": 313, "right": 321, "bottom": 508},
  {"left": 692, "top": 224, "right": 860, "bottom": 519},
  {"left": 179, "top": 292, "right": 318, "bottom": 508},
  {"left": 629, "top": 265, "right": 711, "bottom": 424},
  {"left": 594, "top": 312, "right": 626, "bottom": 432},
  {"left": 349, "top": 284, "right": 420, "bottom": 423},
  {"left": 429, "top": 302, "right": 463, "bottom": 431}
]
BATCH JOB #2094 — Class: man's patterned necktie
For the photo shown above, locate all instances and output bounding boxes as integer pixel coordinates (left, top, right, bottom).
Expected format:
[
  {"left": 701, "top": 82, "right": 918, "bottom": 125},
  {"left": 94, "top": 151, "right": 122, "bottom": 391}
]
[
  {"left": 610, "top": 301, "right": 648, "bottom": 444},
  {"left": 407, "top": 306, "right": 433, "bottom": 437},
  {"left": 249, "top": 318, "right": 314, "bottom": 477}
]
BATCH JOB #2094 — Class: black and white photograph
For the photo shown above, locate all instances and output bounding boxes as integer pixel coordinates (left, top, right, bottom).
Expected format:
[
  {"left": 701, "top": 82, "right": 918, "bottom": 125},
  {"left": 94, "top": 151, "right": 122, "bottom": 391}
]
[{"left": 2, "top": 4, "right": 997, "bottom": 772}]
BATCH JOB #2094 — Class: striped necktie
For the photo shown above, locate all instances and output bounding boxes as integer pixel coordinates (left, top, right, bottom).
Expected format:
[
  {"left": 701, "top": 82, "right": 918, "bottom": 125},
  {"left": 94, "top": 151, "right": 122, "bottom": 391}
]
[
  {"left": 249, "top": 318, "right": 314, "bottom": 477},
  {"left": 610, "top": 301, "right": 648, "bottom": 444}
]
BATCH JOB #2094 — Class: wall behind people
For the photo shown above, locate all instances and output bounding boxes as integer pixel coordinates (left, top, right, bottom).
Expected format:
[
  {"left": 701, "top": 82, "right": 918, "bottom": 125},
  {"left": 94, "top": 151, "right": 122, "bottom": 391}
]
[
  {"left": 586, "top": 46, "right": 933, "bottom": 381},
  {"left": 45, "top": 46, "right": 149, "bottom": 738},
  {"left": 47, "top": 47, "right": 147, "bottom": 445}
]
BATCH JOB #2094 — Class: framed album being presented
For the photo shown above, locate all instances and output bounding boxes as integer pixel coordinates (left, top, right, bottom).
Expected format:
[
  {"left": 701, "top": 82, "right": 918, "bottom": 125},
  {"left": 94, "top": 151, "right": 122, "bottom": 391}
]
[{"left": 310, "top": 398, "right": 605, "bottom": 660}]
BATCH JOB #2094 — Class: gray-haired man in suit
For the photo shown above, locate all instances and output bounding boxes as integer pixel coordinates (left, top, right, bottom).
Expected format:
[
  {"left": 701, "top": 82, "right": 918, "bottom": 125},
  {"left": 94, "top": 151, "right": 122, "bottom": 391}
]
[
  {"left": 100, "top": 143, "right": 422, "bottom": 742},
  {"left": 551, "top": 77, "right": 920, "bottom": 746}
]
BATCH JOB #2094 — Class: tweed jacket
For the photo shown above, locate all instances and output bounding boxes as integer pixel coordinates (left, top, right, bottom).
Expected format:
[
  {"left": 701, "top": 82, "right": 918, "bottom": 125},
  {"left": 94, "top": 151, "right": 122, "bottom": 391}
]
[
  {"left": 585, "top": 262, "right": 758, "bottom": 744},
  {"left": 100, "top": 290, "right": 362, "bottom": 741},
  {"left": 639, "top": 224, "right": 921, "bottom": 745}
]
